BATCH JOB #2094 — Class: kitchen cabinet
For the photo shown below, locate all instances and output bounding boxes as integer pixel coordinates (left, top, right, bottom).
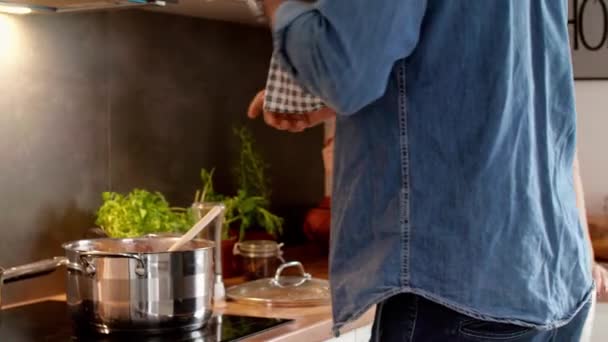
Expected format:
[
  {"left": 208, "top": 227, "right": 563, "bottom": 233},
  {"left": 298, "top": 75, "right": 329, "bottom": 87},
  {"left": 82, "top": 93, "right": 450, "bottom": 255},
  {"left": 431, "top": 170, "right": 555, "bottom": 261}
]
[
  {"left": 355, "top": 325, "right": 372, "bottom": 341},
  {"left": 325, "top": 325, "right": 372, "bottom": 342},
  {"left": 591, "top": 303, "right": 608, "bottom": 341}
]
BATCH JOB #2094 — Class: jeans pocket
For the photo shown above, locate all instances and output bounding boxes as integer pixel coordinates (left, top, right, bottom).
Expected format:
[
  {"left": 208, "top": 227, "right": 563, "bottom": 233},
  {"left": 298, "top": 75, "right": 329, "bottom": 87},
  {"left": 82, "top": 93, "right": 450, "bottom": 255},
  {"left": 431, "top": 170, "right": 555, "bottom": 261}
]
[{"left": 458, "top": 319, "right": 536, "bottom": 341}]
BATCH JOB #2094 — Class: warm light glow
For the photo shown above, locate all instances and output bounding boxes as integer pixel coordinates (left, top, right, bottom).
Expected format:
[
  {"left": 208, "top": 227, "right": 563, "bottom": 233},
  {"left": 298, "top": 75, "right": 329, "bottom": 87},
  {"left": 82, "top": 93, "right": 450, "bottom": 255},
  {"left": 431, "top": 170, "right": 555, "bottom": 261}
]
[
  {"left": 0, "top": 14, "right": 20, "bottom": 66},
  {"left": 0, "top": 4, "right": 31, "bottom": 15},
  {"left": 0, "top": 15, "right": 14, "bottom": 49}
]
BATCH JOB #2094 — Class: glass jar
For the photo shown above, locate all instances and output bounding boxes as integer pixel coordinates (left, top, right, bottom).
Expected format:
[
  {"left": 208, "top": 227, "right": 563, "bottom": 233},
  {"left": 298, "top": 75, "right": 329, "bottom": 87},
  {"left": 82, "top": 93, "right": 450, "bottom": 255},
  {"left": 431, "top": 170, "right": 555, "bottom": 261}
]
[{"left": 233, "top": 240, "right": 285, "bottom": 280}]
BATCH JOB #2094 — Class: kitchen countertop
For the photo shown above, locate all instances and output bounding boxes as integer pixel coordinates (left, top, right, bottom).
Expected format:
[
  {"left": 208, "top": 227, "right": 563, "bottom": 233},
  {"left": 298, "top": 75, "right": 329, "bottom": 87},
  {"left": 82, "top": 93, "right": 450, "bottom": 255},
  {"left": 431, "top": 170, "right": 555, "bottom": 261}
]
[
  {"left": 8, "top": 245, "right": 608, "bottom": 341},
  {"left": 7, "top": 244, "right": 374, "bottom": 342},
  {"left": 216, "top": 244, "right": 375, "bottom": 341},
  {"left": 6, "top": 295, "right": 374, "bottom": 342}
]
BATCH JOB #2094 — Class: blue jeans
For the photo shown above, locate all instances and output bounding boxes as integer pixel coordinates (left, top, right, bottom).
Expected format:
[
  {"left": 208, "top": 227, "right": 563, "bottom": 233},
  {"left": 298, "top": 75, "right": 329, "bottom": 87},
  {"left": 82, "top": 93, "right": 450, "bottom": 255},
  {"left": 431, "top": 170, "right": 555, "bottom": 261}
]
[{"left": 370, "top": 293, "right": 591, "bottom": 341}]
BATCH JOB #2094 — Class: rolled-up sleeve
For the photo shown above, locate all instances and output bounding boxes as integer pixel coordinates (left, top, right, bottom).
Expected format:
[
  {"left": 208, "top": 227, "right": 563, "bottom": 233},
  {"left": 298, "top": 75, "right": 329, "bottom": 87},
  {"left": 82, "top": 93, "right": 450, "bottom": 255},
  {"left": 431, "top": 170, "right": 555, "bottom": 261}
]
[{"left": 273, "top": 0, "right": 427, "bottom": 115}]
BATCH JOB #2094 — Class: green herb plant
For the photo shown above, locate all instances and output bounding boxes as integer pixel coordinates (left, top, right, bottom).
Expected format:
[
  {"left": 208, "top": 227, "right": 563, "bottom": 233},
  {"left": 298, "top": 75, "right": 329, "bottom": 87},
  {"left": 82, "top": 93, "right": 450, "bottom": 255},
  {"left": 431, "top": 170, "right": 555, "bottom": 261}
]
[
  {"left": 234, "top": 126, "right": 270, "bottom": 200},
  {"left": 196, "top": 127, "right": 283, "bottom": 241},
  {"left": 194, "top": 168, "right": 225, "bottom": 204},
  {"left": 96, "top": 189, "right": 192, "bottom": 238}
]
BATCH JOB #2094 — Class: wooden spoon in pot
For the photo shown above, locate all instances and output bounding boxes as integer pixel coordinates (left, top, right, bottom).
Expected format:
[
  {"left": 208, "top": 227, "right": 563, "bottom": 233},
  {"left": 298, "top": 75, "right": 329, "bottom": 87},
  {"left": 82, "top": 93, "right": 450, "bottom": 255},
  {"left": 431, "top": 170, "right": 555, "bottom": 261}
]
[{"left": 167, "top": 206, "right": 224, "bottom": 252}]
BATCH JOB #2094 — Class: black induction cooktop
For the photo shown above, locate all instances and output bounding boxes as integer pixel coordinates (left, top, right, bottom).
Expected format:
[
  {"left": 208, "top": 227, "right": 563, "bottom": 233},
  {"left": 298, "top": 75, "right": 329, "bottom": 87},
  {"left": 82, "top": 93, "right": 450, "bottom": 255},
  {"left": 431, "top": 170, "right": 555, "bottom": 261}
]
[{"left": 0, "top": 301, "right": 292, "bottom": 342}]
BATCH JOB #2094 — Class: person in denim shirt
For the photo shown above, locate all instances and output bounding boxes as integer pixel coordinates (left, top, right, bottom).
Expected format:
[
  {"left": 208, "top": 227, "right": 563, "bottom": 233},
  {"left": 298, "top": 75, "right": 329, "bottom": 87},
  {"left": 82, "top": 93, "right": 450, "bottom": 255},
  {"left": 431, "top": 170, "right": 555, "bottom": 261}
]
[{"left": 248, "top": 1, "right": 605, "bottom": 341}]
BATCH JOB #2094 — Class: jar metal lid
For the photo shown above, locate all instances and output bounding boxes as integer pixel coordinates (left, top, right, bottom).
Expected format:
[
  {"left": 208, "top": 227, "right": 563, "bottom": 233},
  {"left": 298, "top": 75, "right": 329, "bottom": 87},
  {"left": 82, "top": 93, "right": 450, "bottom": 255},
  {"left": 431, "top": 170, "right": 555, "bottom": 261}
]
[{"left": 234, "top": 240, "right": 283, "bottom": 257}]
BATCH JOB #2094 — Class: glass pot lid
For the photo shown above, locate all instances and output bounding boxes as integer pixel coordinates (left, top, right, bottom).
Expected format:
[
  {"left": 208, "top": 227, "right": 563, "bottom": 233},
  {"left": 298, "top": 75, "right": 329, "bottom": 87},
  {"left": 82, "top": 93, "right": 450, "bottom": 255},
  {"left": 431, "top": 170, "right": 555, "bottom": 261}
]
[{"left": 226, "top": 261, "right": 330, "bottom": 307}]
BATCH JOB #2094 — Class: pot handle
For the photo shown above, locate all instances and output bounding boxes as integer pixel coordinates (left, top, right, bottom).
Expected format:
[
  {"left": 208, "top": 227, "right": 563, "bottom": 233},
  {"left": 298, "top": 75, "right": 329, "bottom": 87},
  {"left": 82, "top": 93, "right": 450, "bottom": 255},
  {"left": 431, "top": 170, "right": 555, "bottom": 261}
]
[
  {"left": 78, "top": 251, "right": 146, "bottom": 277},
  {"left": 1, "top": 257, "right": 68, "bottom": 284},
  {"left": 271, "top": 261, "right": 312, "bottom": 288}
]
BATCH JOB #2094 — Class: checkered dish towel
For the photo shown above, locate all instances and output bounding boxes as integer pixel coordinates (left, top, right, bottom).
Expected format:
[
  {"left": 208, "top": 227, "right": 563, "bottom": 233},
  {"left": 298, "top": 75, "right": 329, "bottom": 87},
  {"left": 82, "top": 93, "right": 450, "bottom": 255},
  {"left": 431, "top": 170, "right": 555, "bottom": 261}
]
[{"left": 264, "top": 52, "right": 325, "bottom": 114}]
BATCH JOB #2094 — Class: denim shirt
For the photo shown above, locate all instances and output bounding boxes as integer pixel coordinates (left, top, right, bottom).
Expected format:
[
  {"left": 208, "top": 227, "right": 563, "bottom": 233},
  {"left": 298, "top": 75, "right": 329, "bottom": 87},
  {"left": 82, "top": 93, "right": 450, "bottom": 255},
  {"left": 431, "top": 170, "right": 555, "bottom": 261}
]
[{"left": 273, "top": 0, "right": 593, "bottom": 334}]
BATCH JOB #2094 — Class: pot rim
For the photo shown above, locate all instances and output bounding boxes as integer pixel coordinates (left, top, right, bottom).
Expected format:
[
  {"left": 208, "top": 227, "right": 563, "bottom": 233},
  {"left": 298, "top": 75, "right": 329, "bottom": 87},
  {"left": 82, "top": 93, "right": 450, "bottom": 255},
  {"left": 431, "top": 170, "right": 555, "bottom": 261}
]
[{"left": 61, "top": 237, "right": 215, "bottom": 255}]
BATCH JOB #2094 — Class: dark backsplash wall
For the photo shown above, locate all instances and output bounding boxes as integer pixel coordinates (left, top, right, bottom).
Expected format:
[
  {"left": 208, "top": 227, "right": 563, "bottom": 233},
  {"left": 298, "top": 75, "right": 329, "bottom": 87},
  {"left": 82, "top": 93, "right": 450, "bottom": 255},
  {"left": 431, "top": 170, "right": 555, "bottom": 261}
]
[{"left": 0, "top": 11, "right": 323, "bottom": 304}]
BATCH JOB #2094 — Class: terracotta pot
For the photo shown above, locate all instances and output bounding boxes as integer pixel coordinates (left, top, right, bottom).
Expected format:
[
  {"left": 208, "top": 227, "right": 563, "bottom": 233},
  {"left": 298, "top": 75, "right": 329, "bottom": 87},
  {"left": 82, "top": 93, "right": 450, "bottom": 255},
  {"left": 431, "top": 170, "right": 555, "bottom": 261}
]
[
  {"left": 221, "top": 237, "right": 241, "bottom": 278},
  {"left": 303, "top": 197, "right": 331, "bottom": 254}
]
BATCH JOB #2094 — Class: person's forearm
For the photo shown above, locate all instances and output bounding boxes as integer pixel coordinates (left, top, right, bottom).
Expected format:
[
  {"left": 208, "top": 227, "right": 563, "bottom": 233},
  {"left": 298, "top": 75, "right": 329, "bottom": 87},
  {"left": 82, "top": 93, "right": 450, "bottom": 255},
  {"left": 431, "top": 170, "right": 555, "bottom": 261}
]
[
  {"left": 573, "top": 152, "right": 595, "bottom": 265},
  {"left": 266, "top": 0, "right": 427, "bottom": 115},
  {"left": 262, "top": 0, "right": 283, "bottom": 26}
]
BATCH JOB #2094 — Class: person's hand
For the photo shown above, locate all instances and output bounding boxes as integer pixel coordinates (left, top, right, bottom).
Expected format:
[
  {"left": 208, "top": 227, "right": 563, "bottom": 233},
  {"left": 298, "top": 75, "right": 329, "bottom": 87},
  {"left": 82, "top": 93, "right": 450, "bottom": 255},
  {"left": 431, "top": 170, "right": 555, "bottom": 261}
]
[
  {"left": 593, "top": 262, "right": 608, "bottom": 301},
  {"left": 247, "top": 90, "right": 336, "bottom": 132},
  {"left": 262, "top": 0, "right": 284, "bottom": 26}
]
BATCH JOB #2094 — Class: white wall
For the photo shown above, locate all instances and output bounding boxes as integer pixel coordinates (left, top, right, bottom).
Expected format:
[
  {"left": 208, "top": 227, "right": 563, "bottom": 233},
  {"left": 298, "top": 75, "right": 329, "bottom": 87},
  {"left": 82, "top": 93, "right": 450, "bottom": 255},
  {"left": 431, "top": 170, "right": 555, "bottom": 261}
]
[{"left": 575, "top": 81, "right": 608, "bottom": 216}]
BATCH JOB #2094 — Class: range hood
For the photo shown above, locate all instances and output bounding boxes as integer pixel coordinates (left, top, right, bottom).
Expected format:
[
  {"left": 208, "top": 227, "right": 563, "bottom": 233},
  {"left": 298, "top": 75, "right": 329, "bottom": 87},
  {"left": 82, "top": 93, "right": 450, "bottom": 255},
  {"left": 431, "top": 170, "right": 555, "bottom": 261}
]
[
  {"left": 145, "top": 0, "right": 265, "bottom": 25},
  {"left": 0, "top": 0, "right": 265, "bottom": 26},
  {"left": 0, "top": 0, "right": 168, "bottom": 13}
]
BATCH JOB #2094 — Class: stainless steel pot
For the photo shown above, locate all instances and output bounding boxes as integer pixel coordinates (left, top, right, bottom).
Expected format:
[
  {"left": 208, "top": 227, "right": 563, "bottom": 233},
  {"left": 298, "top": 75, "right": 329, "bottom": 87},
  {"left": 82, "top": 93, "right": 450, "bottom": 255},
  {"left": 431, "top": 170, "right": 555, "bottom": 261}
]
[{"left": 1, "top": 237, "right": 215, "bottom": 334}]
